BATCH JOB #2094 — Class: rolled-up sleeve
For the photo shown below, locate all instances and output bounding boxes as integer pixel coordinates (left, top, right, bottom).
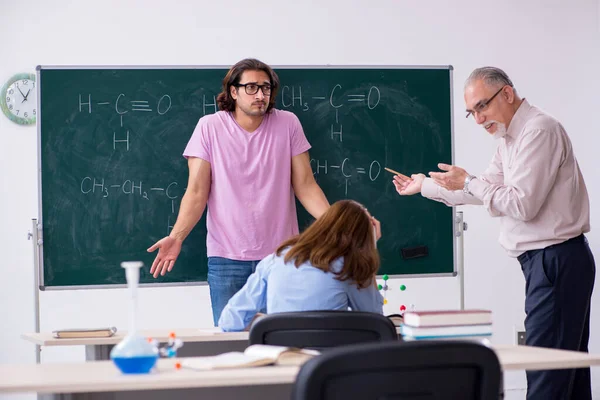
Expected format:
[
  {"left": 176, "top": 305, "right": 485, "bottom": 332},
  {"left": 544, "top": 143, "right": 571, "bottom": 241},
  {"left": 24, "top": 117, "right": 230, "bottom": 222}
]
[
  {"left": 346, "top": 281, "right": 384, "bottom": 314},
  {"left": 218, "top": 255, "right": 274, "bottom": 332}
]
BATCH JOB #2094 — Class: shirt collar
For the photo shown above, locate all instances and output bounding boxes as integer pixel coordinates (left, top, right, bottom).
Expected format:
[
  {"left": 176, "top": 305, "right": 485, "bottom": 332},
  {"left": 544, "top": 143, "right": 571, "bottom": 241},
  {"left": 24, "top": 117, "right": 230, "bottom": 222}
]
[{"left": 505, "top": 98, "right": 531, "bottom": 139}]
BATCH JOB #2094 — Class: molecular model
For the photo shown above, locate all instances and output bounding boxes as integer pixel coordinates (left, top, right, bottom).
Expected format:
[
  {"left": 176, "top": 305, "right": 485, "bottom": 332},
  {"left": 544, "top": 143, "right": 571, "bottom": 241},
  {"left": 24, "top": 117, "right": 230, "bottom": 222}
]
[
  {"left": 377, "top": 274, "right": 391, "bottom": 305},
  {"left": 148, "top": 332, "right": 184, "bottom": 358},
  {"left": 377, "top": 274, "right": 414, "bottom": 315}
]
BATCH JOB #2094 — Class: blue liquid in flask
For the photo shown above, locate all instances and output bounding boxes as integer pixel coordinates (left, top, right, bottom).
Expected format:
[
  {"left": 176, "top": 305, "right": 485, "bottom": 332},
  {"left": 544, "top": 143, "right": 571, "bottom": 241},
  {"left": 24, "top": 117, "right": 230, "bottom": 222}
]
[
  {"left": 110, "top": 334, "right": 158, "bottom": 374},
  {"left": 112, "top": 355, "right": 158, "bottom": 374},
  {"left": 110, "top": 261, "right": 158, "bottom": 374}
]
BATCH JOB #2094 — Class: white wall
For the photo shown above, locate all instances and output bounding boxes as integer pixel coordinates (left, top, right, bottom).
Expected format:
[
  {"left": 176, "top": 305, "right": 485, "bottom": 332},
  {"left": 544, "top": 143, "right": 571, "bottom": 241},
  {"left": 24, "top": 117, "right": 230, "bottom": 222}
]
[{"left": 1, "top": 1, "right": 599, "bottom": 399}]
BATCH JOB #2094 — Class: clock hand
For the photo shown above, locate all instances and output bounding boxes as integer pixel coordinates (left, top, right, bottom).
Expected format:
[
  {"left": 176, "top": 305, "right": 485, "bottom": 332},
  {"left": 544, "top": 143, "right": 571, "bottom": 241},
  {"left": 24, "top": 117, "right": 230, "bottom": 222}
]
[
  {"left": 23, "top": 89, "right": 31, "bottom": 102},
  {"left": 17, "top": 86, "right": 26, "bottom": 98}
]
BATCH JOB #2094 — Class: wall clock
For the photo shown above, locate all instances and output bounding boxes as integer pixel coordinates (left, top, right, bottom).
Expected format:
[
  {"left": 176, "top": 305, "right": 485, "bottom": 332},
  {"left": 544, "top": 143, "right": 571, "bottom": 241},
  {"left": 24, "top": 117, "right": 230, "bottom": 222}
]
[{"left": 0, "top": 73, "right": 36, "bottom": 125}]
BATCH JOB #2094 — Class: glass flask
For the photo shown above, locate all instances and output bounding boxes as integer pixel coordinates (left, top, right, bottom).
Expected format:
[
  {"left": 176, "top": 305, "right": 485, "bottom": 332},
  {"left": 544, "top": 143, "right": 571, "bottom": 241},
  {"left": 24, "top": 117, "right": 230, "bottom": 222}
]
[{"left": 110, "top": 261, "right": 158, "bottom": 374}]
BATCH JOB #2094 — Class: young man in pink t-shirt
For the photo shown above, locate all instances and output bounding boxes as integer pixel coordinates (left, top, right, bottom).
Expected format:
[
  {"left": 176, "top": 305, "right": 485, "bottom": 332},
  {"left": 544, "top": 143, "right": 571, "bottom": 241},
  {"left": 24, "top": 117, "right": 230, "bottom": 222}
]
[{"left": 147, "top": 59, "right": 330, "bottom": 325}]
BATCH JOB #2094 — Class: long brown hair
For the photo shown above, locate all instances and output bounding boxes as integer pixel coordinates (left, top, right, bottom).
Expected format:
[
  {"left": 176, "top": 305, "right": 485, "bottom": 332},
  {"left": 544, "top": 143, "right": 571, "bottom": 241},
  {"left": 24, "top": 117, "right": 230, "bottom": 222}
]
[
  {"left": 216, "top": 58, "right": 280, "bottom": 112},
  {"left": 276, "top": 200, "right": 379, "bottom": 288}
]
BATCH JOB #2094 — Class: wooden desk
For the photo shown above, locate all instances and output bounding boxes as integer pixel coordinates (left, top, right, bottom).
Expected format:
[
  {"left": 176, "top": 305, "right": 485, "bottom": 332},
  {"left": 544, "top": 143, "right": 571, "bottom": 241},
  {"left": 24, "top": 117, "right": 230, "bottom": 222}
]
[
  {"left": 2, "top": 358, "right": 292, "bottom": 400},
  {"left": 3, "top": 345, "right": 600, "bottom": 400},
  {"left": 23, "top": 328, "right": 406, "bottom": 360},
  {"left": 492, "top": 344, "right": 600, "bottom": 370},
  {"left": 22, "top": 329, "right": 250, "bottom": 360}
]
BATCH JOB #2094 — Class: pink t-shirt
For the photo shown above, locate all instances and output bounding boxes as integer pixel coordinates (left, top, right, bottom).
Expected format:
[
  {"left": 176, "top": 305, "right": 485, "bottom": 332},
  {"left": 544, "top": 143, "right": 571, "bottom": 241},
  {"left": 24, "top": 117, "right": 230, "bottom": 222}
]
[{"left": 183, "top": 109, "right": 311, "bottom": 260}]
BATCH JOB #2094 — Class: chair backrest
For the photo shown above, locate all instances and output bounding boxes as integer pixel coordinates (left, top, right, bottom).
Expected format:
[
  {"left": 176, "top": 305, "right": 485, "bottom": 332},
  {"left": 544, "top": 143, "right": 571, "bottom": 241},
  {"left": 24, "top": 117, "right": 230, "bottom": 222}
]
[
  {"left": 248, "top": 311, "right": 398, "bottom": 350},
  {"left": 293, "top": 340, "right": 502, "bottom": 400}
]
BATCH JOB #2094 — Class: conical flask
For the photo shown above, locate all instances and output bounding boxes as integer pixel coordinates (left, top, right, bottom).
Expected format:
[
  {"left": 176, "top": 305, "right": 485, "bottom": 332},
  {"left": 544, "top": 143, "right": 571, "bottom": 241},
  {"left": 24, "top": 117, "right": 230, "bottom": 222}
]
[{"left": 110, "top": 261, "right": 158, "bottom": 374}]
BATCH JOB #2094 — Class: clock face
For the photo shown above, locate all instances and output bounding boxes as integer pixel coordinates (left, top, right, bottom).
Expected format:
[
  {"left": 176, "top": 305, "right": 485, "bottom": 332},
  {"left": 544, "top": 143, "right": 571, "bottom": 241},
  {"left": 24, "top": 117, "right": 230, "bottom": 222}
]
[{"left": 1, "top": 73, "right": 36, "bottom": 125}]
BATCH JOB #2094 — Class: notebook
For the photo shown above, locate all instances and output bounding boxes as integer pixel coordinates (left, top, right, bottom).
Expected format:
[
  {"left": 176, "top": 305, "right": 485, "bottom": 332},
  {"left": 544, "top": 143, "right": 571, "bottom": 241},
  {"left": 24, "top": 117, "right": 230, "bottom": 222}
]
[
  {"left": 400, "top": 323, "right": 493, "bottom": 338},
  {"left": 52, "top": 327, "right": 117, "bottom": 339},
  {"left": 403, "top": 310, "right": 492, "bottom": 327},
  {"left": 181, "top": 344, "right": 320, "bottom": 370}
]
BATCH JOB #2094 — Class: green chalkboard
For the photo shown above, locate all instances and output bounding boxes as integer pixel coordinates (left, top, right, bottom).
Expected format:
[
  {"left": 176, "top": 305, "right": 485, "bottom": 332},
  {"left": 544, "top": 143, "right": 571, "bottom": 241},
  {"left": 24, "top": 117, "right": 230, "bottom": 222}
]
[{"left": 38, "top": 66, "right": 455, "bottom": 289}]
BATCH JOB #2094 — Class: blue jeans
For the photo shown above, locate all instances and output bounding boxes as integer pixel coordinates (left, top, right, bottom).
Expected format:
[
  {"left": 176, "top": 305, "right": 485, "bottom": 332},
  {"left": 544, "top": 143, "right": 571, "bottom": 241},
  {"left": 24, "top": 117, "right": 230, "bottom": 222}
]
[{"left": 207, "top": 257, "right": 261, "bottom": 327}]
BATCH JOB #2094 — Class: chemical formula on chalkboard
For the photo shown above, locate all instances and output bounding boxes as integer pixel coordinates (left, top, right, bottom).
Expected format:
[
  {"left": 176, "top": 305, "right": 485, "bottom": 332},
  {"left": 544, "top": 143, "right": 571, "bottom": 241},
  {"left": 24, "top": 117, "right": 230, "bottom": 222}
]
[
  {"left": 310, "top": 158, "right": 382, "bottom": 196},
  {"left": 38, "top": 67, "right": 455, "bottom": 287},
  {"left": 280, "top": 84, "right": 381, "bottom": 112},
  {"left": 80, "top": 177, "right": 182, "bottom": 235}
]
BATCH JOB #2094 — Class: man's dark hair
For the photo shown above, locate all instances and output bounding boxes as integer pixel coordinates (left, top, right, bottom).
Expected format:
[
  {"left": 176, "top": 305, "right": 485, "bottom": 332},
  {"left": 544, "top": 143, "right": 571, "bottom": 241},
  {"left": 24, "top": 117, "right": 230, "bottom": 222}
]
[{"left": 217, "top": 58, "right": 280, "bottom": 112}]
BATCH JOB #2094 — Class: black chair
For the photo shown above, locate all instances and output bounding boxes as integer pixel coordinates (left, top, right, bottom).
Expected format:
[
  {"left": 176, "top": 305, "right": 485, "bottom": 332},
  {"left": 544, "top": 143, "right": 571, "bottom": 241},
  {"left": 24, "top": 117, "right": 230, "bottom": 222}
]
[
  {"left": 248, "top": 311, "right": 398, "bottom": 350},
  {"left": 293, "top": 340, "right": 502, "bottom": 400}
]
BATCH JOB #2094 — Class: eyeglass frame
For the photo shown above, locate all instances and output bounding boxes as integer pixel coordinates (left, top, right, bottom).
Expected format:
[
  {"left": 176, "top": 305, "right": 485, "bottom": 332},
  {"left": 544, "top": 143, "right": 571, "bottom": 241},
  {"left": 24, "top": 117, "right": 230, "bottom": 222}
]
[
  {"left": 465, "top": 85, "right": 507, "bottom": 119},
  {"left": 233, "top": 82, "right": 272, "bottom": 96}
]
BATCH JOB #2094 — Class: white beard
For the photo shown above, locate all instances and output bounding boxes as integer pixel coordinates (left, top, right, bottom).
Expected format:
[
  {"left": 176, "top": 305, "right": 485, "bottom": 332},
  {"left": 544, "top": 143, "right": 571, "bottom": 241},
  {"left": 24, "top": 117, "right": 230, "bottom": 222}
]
[{"left": 486, "top": 121, "right": 507, "bottom": 140}]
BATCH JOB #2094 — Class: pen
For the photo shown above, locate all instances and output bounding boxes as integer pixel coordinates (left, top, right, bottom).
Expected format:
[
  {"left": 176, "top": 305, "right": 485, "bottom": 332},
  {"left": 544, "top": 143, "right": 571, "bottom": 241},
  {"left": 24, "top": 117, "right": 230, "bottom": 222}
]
[{"left": 384, "top": 167, "right": 411, "bottom": 180}]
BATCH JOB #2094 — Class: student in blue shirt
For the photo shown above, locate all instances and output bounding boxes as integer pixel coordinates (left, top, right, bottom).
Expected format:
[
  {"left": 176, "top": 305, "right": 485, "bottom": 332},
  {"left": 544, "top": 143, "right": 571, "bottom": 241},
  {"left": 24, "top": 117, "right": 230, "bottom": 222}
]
[{"left": 218, "top": 200, "right": 384, "bottom": 332}]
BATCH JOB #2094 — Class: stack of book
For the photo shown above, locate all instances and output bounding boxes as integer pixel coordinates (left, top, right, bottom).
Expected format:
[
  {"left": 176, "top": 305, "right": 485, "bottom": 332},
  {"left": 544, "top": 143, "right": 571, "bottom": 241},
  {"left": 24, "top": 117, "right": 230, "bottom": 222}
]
[{"left": 399, "top": 309, "right": 492, "bottom": 342}]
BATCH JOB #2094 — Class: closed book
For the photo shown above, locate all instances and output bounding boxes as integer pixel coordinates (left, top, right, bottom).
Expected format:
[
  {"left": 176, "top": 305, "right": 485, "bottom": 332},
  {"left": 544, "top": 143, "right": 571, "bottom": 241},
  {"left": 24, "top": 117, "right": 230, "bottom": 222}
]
[
  {"left": 403, "top": 309, "right": 492, "bottom": 327},
  {"left": 181, "top": 344, "right": 320, "bottom": 370},
  {"left": 400, "top": 323, "right": 492, "bottom": 338},
  {"left": 403, "top": 335, "right": 492, "bottom": 343},
  {"left": 52, "top": 327, "right": 117, "bottom": 339}
]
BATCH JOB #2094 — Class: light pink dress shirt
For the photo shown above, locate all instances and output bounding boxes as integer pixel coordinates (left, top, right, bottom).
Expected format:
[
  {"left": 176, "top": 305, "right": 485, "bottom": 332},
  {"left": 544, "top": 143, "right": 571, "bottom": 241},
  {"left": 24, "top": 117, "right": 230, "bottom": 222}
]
[{"left": 421, "top": 99, "right": 590, "bottom": 257}]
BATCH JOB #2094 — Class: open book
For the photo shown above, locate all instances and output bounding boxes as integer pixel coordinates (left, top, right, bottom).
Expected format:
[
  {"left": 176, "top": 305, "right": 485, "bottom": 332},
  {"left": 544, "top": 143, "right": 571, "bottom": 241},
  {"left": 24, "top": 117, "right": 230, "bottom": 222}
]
[
  {"left": 386, "top": 314, "right": 404, "bottom": 327},
  {"left": 181, "top": 344, "right": 320, "bottom": 370}
]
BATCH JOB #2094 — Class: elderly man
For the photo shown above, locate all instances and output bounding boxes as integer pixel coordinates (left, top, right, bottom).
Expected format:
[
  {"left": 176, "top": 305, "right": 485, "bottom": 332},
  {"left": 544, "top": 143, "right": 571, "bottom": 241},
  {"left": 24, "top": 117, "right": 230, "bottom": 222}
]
[{"left": 393, "top": 66, "right": 595, "bottom": 400}]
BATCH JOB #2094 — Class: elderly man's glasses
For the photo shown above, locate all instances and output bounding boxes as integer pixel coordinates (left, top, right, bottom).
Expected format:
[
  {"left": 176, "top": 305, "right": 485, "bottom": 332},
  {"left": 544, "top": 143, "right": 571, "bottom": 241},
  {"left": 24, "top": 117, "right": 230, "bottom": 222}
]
[
  {"left": 465, "top": 86, "right": 505, "bottom": 119},
  {"left": 234, "top": 83, "right": 272, "bottom": 96}
]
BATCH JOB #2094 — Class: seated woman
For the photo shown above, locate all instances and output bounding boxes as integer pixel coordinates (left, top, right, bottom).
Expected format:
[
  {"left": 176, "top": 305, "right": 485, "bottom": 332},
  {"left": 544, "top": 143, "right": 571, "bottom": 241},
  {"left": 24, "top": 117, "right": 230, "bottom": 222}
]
[{"left": 218, "top": 200, "right": 384, "bottom": 332}]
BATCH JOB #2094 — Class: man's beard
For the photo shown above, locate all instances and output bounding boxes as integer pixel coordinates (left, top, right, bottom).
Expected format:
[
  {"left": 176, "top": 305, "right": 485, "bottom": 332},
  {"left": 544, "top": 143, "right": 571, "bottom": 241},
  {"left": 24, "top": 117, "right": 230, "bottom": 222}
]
[
  {"left": 485, "top": 121, "right": 507, "bottom": 140},
  {"left": 240, "top": 102, "right": 267, "bottom": 117}
]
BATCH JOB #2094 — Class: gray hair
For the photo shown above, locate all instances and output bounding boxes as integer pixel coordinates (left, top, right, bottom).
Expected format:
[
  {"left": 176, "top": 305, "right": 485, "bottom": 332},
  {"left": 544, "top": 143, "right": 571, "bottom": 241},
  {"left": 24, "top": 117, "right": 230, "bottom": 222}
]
[{"left": 465, "top": 67, "right": 516, "bottom": 94}]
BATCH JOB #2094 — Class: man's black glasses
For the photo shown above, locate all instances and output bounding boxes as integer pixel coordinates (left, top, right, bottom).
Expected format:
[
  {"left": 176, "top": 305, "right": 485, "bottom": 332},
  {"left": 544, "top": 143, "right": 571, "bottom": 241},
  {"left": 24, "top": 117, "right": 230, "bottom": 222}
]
[
  {"left": 465, "top": 86, "right": 505, "bottom": 119},
  {"left": 234, "top": 83, "right": 272, "bottom": 96}
]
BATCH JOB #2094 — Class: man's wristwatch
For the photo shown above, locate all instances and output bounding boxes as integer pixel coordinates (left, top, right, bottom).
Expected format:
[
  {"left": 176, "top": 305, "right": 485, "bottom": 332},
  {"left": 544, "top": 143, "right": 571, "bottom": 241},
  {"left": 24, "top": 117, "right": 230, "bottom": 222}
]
[{"left": 463, "top": 174, "right": 476, "bottom": 195}]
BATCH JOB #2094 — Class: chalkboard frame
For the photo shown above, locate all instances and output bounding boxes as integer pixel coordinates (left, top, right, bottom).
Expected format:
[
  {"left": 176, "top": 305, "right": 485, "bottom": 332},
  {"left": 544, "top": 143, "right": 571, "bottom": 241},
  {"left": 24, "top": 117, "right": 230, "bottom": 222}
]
[{"left": 36, "top": 65, "right": 459, "bottom": 290}]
